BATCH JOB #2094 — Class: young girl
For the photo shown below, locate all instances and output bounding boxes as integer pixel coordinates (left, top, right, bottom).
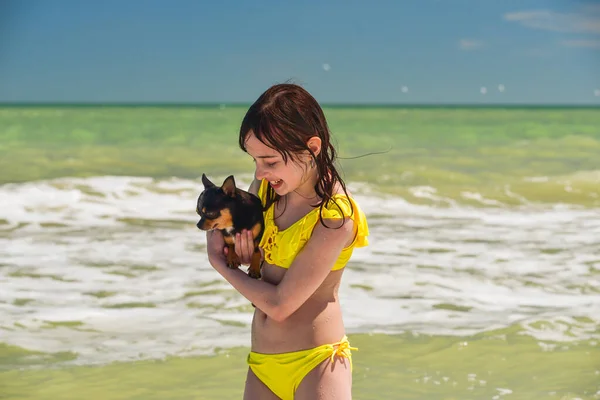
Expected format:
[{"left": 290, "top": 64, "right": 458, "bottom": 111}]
[{"left": 205, "top": 83, "right": 369, "bottom": 400}]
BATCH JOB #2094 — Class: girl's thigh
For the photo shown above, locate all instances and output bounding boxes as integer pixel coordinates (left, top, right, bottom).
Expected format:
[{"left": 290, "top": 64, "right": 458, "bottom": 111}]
[
  {"left": 295, "top": 357, "right": 353, "bottom": 400},
  {"left": 243, "top": 367, "right": 280, "bottom": 400}
]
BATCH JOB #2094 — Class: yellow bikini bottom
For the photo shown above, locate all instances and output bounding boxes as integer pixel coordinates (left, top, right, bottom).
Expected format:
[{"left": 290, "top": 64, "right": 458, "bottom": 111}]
[{"left": 247, "top": 335, "right": 357, "bottom": 400}]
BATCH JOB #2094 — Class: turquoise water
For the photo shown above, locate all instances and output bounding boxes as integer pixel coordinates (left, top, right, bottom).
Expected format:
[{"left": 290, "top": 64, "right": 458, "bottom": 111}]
[{"left": 0, "top": 106, "right": 599, "bottom": 399}]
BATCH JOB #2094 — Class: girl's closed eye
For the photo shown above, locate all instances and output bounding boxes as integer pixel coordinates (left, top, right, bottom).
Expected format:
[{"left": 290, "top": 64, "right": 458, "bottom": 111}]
[{"left": 250, "top": 157, "right": 278, "bottom": 167}]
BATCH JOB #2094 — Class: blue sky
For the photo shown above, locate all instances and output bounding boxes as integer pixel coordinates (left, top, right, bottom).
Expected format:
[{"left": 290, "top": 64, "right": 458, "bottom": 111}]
[{"left": 1, "top": 0, "right": 599, "bottom": 104}]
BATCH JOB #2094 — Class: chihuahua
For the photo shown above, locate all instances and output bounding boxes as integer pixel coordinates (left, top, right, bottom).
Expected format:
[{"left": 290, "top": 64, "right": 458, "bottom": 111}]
[{"left": 196, "top": 174, "right": 264, "bottom": 279}]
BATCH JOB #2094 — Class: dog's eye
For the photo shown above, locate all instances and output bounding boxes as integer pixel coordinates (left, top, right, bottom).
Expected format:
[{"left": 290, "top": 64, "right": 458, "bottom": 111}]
[{"left": 204, "top": 211, "right": 220, "bottom": 219}]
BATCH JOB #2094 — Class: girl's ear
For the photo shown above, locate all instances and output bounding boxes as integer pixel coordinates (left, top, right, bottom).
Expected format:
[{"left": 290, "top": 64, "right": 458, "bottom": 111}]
[{"left": 306, "top": 136, "right": 322, "bottom": 157}]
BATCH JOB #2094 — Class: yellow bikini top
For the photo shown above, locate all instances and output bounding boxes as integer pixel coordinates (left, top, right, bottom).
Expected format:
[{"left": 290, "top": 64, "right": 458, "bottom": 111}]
[{"left": 256, "top": 179, "right": 369, "bottom": 271}]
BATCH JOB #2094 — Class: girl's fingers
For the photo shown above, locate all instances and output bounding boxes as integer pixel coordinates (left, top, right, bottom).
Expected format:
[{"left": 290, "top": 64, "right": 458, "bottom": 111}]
[
  {"left": 234, "top": 231, "right": 246, "bottom": 265},
  {"left": 235, "top": 233, "right": 243, "bottom": 260},
  {"left": 245, "top": 230, "right": 254, "bottom": 263},
  {"left": 240, "top": 231, "right": 248, "bottom": 264},
  {"left": 235, "top": 230, "right": 254, "bottom": 264}
]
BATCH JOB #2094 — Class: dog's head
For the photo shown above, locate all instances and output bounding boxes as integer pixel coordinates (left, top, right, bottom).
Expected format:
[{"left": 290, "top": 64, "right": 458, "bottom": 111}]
[{"left": 196, "top": 174, "right": 238, "bottom": 231}]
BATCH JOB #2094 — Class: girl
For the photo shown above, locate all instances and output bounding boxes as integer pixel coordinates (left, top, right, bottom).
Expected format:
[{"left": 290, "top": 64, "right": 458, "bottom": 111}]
[{"left": 206, "top": 83, "right": 369, "bottom": 399}]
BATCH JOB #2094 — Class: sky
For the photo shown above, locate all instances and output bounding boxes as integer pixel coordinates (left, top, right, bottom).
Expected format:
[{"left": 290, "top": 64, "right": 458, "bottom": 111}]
[{"left": 1, "top": 0, "right": 599, "bottom": 104}]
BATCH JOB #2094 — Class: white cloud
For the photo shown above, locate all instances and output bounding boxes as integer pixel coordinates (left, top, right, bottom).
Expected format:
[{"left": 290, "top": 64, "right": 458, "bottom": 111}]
[
  {"left": 559, "top": 39, "right": 600, "bottom": 48},
  {"left": 503, "top": 9, "right": 600, "bottom": 34},
  {"left": 459, "top": 39, "right": 484, "bottom": 50}
]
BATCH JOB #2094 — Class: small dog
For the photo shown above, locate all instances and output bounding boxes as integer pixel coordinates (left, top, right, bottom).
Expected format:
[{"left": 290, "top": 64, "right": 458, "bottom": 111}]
[{"left": 196, "top": 174, "right": 264, "bottom": 279}]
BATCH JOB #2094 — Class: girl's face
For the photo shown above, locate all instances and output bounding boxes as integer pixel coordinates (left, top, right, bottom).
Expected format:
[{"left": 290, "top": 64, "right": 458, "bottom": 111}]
[{"left": 244, "top": 131, "right": 317, "bottom": 197}]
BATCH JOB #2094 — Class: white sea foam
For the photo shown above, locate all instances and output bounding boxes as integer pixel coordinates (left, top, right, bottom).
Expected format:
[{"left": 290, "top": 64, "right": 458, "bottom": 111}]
[{"left": 1, "top": 176, "right": 599, "bottom": 367}]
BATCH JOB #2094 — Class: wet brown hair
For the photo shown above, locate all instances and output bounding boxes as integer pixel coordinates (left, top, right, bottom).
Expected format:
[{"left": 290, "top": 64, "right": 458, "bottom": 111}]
[{"left": 239, "top": 83, "right": 353, "bottom": 228}]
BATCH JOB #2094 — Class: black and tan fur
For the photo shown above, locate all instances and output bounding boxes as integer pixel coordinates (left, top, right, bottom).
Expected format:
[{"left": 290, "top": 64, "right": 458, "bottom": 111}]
[{"left": 196, "top": 174, "right": 264, "bottom": 279}]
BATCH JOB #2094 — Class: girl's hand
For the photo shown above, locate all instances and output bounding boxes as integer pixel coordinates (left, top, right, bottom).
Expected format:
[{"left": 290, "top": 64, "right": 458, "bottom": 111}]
[{"left": 234, "top": 229, "right": 256, "bottom": 266}]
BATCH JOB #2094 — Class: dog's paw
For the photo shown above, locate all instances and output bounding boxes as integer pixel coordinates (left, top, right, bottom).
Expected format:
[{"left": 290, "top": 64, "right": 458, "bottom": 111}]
[
  {"left": 226, "top": 251, "right": 241, "bottom": 269},
  {"left": 227, "top": 261, "right": 241, "bottom": 269},
  {"left": 248, "top": 269, "right": 261, "bottom": 279}
]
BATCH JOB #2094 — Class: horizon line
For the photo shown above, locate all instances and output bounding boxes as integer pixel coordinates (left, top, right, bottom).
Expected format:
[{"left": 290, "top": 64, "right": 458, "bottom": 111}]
[{"left": 1, "top": 101, "right": 599, "bottom": 109}]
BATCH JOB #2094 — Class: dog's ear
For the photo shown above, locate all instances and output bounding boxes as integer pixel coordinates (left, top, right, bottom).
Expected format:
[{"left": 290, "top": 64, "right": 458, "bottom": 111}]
[
  {"left": 202, "top": 173, "right": 215, "bottom": 189},
  {"left": 221, "top": 175, "right": 237, "bottom": 197}
]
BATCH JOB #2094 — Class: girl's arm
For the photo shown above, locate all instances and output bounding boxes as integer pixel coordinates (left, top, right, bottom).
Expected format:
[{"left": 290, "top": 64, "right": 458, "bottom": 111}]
[{"left": 206, "top": 218, "right": 354, "bottom": 322}]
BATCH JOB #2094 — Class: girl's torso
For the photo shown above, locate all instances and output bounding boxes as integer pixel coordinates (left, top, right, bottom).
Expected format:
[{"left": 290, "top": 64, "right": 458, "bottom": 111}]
[
  {"left": 250, "top": 263, "right": 346, "bottom": 353},
  {"left": 250, "top": 190, "right": 352, "bottom": 353}
]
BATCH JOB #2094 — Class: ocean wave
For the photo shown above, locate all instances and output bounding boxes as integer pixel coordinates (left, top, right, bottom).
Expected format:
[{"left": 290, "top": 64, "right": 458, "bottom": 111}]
[{"left": 0, "top": 176, "right": 599, "bottom": 367}]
